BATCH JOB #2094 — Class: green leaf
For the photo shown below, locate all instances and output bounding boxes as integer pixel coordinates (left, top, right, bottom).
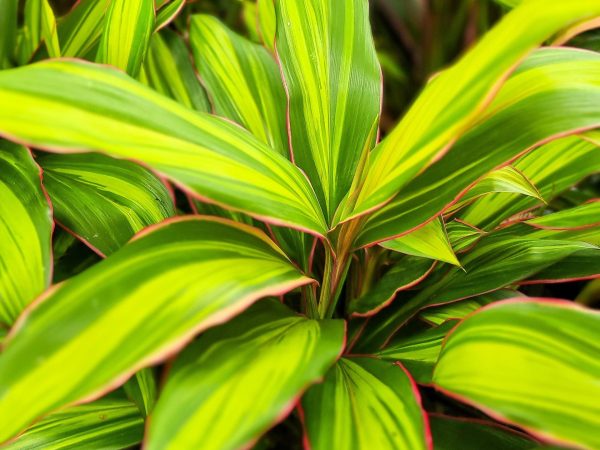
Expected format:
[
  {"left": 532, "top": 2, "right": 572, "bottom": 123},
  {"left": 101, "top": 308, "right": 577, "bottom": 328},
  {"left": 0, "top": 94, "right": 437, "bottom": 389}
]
[
  {"left": 446, "top": 220, "right": 485, "bottom": 253},
  {"left": 453, "top": 165, "right": 544, "bottom": 209},
  {"left": 348, "top": 1, "right": 600, "bottom": 220},
  {"left": 433, "top": 299, "right": 600, "bottom": 449},
  {"left": 19, "top": 0, "right": 61, "bottom": 63},
  {"left": 2, "top": 399, "right": 144, "bottom": 450},
  {"left": 526, "top": 200, "right": 600, "bottom": 230},
  {"left": 380, "top": 218, "right": 460, "bottom": 266},
  {"left": 0, "top": 60, "right": 327, "bottom": 235},
  {"left": 155, "top": 0, "right": 185, "bottom": 31},
  {"left": 97, "top": 0, "right": 154, "bottom": 77},
  {"left": 39, "top": 152, "right": 175, "bottom": 256},
  {"left": 348, "top": 256, "right": 435, "bottom": 317},
  {"left": 0, "top": 0, "right": 18, "bottom": 68},
  {"left": 275, "top": 0, "right": 381, "bottom": 221},
  {"left": 0, "top": 217, "right": 312, "bottom": 443},
  {"left": 377, "top": 320, "right": 458, "bottom": 383},
  {"left": 461, "top": 135, "right": 600, "bottom": 229},
  {"left": 190, "top": 15, "right": 289, "bottom": 155},
  {"left": 0, "top": 142, "right": 52, "bottom": 326},
  {"left": 258, "top": 0, "right": 276, "bottom": 52},
  {"left": 147, "top": 299, "right": 344, "bottom": 450},
  {"left": 302, "top": 358, "right": 431, "bottom": 450},
  {"left": 429, "top": 415, "right": 538, "bottom": 450},
  {"left": 143, "top": 29, "right": 210, "bottom": 112},
  {"left": 357, "top": 48, "right": 600, "bottom": 245},
  {"left": 123, "top": 367, "right": 157, "bottom": 417},
  {"left": 57, "top": 0, "right": 111, "bottom": 58}
]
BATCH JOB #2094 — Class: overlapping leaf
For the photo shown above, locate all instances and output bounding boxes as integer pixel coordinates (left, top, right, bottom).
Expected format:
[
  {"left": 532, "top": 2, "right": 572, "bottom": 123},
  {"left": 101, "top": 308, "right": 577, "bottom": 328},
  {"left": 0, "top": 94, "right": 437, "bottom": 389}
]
[
  {"left": 39, "top": 152, "right": 175, "bottom": 256},
  {"left": 147, "top": 300, "right": 344, "bottom": 450},
  {"left": 302, "top": 358, "right": 431, "bottom": 450},
  {"left": 0, "top": 142, "right": 52, "bottom": 326},
  {"left": 57, "top": 0, "right": 111, "bottom": 58},
  {"left": 0, "top": 60, "right": 327, "bottom": 234},
  {"left": 0, "top": 217, "right": 311, "bottom": 443},
  {"left": 433, "top": 299, "right": 600, "bottom": 449}
]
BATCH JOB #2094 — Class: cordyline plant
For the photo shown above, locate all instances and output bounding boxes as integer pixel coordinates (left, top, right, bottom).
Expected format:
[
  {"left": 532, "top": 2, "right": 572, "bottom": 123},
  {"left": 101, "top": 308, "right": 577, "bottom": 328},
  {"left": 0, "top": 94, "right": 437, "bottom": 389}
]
[{"left": 0, "top": 0, "right": 599, "bottom": 448}]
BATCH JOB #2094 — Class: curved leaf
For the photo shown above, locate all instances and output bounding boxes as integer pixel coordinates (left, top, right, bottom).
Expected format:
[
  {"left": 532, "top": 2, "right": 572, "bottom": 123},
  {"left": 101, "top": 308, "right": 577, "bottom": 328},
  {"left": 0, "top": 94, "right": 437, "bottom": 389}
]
[
  {"left": 301, "top": 358, "right": 431, "bottom": 450},
  {"left": 526, "top": 200, "right": 600, "bottom": 230},
  {"left": 147, "top": 299, "right": 344, "bottom": 450},
  {"left": 349, "top": 1, "right": 600, "bottom": 219},
  {"left": 0, "top": 217, "right": 311, "bottom": 443},
  {"left": 190, "top": 15, "right": 289, "bottom": 156},
  {"left": 20, "top": 0, "right": 61, "bottom": 63},
  {"left": 358, "top": 48, "right": 600, "bottom": 245},
  {"left": 38, "top": 152, "right": 175, "bottom": 256},
  {"left": 123, "top": 367, "right": 157, "bottom": 417},
  {"left": 57, "top": 0, "right": 111, "bottom": 58},
  {"left": 155, "top": 0, "right": 185, "bottom": 31},
  {"left": 96, "top": 0, "right": 154, "bottom": 77},
  {"left": 0, "top": 142, "right": 52, "bottom": 326},
  {"left": 3, "top": 399, "right": 144, "bottom": 450},
  {"left": 433, "top": 299, "right": 600, "bottom": 449},
  {"left": 0, "top": 60, "right": 327, "bottom": 235},
  {"left": 276, "top": 0, "right": 381, "bottom": 221}
]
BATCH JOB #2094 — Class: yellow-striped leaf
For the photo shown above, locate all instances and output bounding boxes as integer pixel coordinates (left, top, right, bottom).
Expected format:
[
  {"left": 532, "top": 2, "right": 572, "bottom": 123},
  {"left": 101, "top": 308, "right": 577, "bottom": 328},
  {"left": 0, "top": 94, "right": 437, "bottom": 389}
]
[
  {"left": 380, "top": 218, "right": 460, "bottom": 266},
  {"left": 526, "top": 200, "right": 600, "bottom": 230},
  {"left": 0, "top": 60, "right": 327, "bottom": 235},
  {"left": 123, "top": 367, "right": 157, "bottom": 417},
  {"left": 155, "top": 0, "right": 185, "bottom": 31},
  {"left": 258, "top": 0, "right": 276, "bottom": 52},
  {"left": 275, "top": 0, "right": 381, "bottom": 221},
  {"left": 97, "top": 0, "right": 154, "bottom": 77},
  {"left": 0, "top": 217, "right": 311, "bottom": 443},
  {"left": 143, "top": 29, "right": 210, "bottom": 112},
  {"left": 433, "top": 299, "right": 600, "bottom": 449},
  {"left": 0, "top": 142, "right": 52, "bottom": 326},
  {"left": 348, "top": 1, "right": 600, "bottom": 220},
  {"left": 147, "top": 299, "right": 344, "bottom": 450},
  {"left": 302, "top": 358, "right": 431, "bottom": 450},
  {"left": 19, "top": 0, "right": 61, "bottom": 63},
  {"left": 57, "top": 0, "right": 111, "bottom": 58},
  {"left": 39, "top": 152, "right": 175, "bottom": 256},
  {"left": 3, "top": 399, "right": 144, "bottom": 450},
  {"left": 190, "top": 15, "right": 288, "bottom": 155}
]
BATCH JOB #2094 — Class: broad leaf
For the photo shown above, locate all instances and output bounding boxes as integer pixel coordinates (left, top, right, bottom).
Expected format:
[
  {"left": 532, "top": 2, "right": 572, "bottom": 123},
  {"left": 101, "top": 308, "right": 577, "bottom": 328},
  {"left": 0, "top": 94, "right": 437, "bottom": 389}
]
[
  {"left": 526, "top": 200, "right": 600, "bottom": 230},
  {"left": 376, "top": 320, "right": 458, "bottom": 383},
  {"left": 358, "top": 48, "right": 600, "bottom": 245},
  {"left": 3, "top": 399, "right": 144, "bottom": 450},
  {"left": 39, "top": 152, "right": 175, "bottom": 256},
  {"left": 147, "top": 299, "right": 344, "bottom": 450},
  {"left": 0, "top": 60, "right": 327, "bottom": 235},
  {"left": 0, "top": 217, "right": 311, "bottom": 443},
  {"left": 433, "top": 299, "right": 600, "bottom": 449},
  {"left": 380, "top": 218, "right": 460, "bottom": 266},
  {"left": 348, "top": 1, "right": 600, "bottom": 220},
  {"left": 302, "top": 358, "right": 431, "bottom": 450},
  {"left": 0, "top": 142, "right": 52, "bottom": 325},
  {"left": 97, "top": 0, "right": 154, "bottom": 77},
  {"left": 57, "top": 0, "right": 111, "bottom": 58},
  {"left": 143, "top": 29, "right": 211, "bottom": 112},
  {"left": 429, "top": 415, "right": 537, "bottom": 450},
  {"left": 276, "top": 0, "right": 381, "bottom": 221},
  {"left": 190, "top": 15, "right": 289, "bottom": 156}
]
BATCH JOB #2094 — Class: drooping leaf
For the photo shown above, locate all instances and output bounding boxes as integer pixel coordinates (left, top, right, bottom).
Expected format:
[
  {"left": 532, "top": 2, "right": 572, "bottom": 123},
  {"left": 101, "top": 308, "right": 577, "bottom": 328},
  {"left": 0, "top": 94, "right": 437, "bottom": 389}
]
[
  {"left": 0, "top": 60, "right": 327, "bottom": 235},
  {"left": 0, "top": 217, "right": 311, "bottom": 443},
  {"left": 526, "top": 200, "right": 600, "bottom": 230},
  {"left": 357, "top": 48, "right": 600, "bottom": 245},
  {"left": 347, "top": 1, "right": 600, "bottom": 220},
  {"left": 146, "top": 299, "right": 344, "bottom": 450},
  {"left": 301, "top": 358, "right": 431, "bottom": 450},
  {"left": 348, "top": 256, "right": 435, "bottom": 317},
  {"left": 380, "top": 218, "right": 460, "bottom": 266},
  {"left": 143, "top": 29, "right": 211, "bottom": 112},
  {"left": 38, "top": 152, "right": 175, "bottom": 256},
  {"left": 97, "top": 0, "right": 154, "bottom": 77},
  {"left": 376, "top": 320, "right": 458, "bottom": 383},
  {"left": 190, "top": 15, "right": 288, "bottom": 155},
  {"left": 155, "top": 0, "right": 185, "bottom": 31},
  {"left": 0, "top": 142, "right": 52, "bottom": 326},
  {"left": 123, "top": 367, "right": 157, "bottom": 417},
  {"left": 57, "top": 0, "right": 111, "bottom": 58},
  {"left": 2, "top": 399, "right": 144, "bottom": 450},
  {"left": 461, "top": 135, "right": 600, "bottom": 230},
  {"left": 428, "top": 414, "right": 538, "bottom": 450},
  {"left": 275, "top": 0, "right": 382, "bottom": 221},
  {"left": 433, "top": 299, "right": 600, "bottom": 449}
]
